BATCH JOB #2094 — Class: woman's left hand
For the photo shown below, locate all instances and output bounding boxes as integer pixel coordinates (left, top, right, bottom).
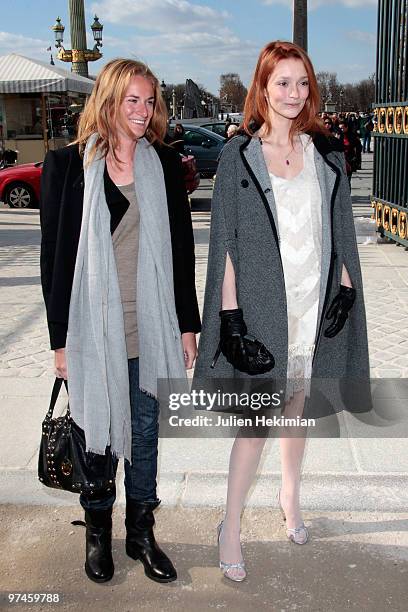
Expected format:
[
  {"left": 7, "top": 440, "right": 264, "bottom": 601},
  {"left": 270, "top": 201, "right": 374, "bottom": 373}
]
[
  {"left": 182, "top": 332, "right": 197, "bottom": 369},
  {"left": 324, "top": 285, "right": 356, "bottom": 338}
]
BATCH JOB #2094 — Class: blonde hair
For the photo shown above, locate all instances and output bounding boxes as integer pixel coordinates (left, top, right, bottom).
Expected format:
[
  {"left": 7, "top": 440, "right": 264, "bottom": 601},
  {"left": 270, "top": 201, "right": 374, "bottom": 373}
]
[
  {"left": 227, "top": 124, "right": 239, "bottom": 137},
  {"left": 74, "top": 58, "right": 168, "bottom": 163}
]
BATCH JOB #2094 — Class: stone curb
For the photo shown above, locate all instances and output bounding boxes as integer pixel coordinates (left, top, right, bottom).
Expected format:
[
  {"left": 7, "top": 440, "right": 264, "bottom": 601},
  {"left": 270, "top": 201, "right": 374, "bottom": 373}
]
[{"left": 1, "top": 469, "right": 408, "bottom": 511}]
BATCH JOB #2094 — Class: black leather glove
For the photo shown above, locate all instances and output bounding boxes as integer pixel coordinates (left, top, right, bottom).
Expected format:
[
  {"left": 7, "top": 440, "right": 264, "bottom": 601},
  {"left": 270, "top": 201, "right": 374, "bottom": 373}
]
[
  {"left": 324, "top": 285, "right": 356, "bottom": 338},
  {"left": 211, "top": 309, "right": 275, "bottom": 375}
]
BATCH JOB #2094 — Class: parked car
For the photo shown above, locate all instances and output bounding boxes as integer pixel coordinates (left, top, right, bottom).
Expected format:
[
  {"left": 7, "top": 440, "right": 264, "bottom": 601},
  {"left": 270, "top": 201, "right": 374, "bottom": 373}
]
[
  {"left": 169, "top": 117, "right": 242, "bottom": 137},
  {"left": 182, "top": 125, "right": 226, "bottom": 176},
  {"left": 0, "top": 153, "right": 200, "bottom": 209},
  {"left": 0, "top": 161, "right": 42, "bottom": 208},
  {"left": 169, "top": 119, "right": 228, "bottom": 137},
  {"left": 200, "top": 122, "right": 229, "bottom": 137}
]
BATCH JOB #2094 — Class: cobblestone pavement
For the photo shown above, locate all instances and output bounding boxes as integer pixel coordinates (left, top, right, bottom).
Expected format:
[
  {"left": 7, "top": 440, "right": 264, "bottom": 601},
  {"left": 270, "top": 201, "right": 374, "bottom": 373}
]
[
  {"left": 0, "top": 208, "right": 52, "bottom": 377},
  {"left": 0, "top": 155, "right": 407, "bottom": 379}
]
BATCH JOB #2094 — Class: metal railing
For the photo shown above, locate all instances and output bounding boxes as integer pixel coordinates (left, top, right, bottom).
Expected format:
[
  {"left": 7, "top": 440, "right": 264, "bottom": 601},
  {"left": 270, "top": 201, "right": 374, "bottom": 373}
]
[{"left": 371, "top": 0, "right": 408, "bottom": 247}]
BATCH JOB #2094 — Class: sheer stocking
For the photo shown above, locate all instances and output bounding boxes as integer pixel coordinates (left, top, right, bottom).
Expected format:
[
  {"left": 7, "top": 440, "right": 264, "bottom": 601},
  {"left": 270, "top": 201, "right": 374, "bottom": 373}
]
[
  {"left": 219, "top": 434, "right": 267, "bottom": 567},
  {"left": 279, "top": 390, "right": 307, "bottom": 529},
  {"left": 219, "top": 391, "right": 308, "bottom": 572}
]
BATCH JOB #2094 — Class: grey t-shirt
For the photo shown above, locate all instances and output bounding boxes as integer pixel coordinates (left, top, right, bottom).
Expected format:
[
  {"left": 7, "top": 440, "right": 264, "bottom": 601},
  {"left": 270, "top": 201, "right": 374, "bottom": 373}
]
[{"left": 112, "top": 182, "right": 139, "bottom": 359}]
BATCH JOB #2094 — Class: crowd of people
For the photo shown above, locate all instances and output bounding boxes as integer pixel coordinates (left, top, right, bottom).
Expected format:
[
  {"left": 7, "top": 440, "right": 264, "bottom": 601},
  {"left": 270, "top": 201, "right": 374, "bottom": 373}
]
[
  {"left": 320, "top": 110, "right": 374, "bottom": 186},
  {"left": 169, "top": 109, "right": 374, "bottom": 189}
]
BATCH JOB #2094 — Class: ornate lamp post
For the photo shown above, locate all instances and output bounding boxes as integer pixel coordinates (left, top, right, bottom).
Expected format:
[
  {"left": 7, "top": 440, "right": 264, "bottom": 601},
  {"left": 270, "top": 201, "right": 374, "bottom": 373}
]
[
  {"left": 51, "top": 1, "right": 103, "bottom": 78},
  {"left": 161, "top": 81, "right": 175, "bottom": 117},
  {"left": 91, "top": 15, "right": 103, "bottom": 48},
  {"left": 171, "top": 89, "right": 177, "bottom": 118}
]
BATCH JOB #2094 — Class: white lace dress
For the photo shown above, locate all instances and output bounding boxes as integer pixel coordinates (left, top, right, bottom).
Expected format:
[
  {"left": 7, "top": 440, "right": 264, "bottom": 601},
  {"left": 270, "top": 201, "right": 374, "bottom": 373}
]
[{"left": 269, "top": 134, "right": 322, "bottom": 397}]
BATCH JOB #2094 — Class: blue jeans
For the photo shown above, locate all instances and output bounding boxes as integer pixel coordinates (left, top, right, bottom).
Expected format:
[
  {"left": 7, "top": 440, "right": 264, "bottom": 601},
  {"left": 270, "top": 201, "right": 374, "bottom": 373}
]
[
  {"left": 363, "top": 132, "right": 371, "bottom": 152},
  {"left": 80, "top": 358, "right": 159, "bottom": 511}
]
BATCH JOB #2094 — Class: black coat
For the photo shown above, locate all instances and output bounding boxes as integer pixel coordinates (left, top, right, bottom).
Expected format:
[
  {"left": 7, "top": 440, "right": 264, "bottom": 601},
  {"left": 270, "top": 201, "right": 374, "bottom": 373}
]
[{"left": 40, "top": 143, "right": 201, "bottom": 350}]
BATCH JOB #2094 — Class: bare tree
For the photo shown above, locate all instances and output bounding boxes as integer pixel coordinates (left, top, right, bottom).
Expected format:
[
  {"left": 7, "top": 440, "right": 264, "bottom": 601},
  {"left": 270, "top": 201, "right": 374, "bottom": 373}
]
[
  {"left": 316, "top": 71, "right": 341, "bottom": 107},
  {"left": 219, "top": 73, "right": 247, "bottom": 111},
  {"left": 317, "top": 71, "right": 376, "bottom": 112},
  {"left": 355, "top": 75, "right": 375, "bottom": 112}
]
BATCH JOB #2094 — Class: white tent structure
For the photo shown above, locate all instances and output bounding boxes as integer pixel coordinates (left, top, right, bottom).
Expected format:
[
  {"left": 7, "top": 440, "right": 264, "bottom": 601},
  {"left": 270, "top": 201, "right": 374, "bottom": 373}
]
[
  {"left": 0, "top": 53, "right": 94, "bottom": 94},
  {"left": 0, "top": 54, "right": 94, "bottom": 163}
]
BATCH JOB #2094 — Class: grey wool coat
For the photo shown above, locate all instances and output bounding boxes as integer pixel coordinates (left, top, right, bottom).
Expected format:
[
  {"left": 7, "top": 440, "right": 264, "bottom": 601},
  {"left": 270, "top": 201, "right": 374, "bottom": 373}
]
[{"left": 194, "top": 131, "right": 372, "bottom": 416}]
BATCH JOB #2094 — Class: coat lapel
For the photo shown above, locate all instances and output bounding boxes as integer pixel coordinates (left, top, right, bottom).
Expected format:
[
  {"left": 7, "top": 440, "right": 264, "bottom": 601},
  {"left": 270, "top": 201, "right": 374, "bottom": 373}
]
[
  {"left": 313, "top": 145, "right": 337, "bottom": 329},
  {"left": 241, "top": 136, "right": 280, "bottom": 241}
]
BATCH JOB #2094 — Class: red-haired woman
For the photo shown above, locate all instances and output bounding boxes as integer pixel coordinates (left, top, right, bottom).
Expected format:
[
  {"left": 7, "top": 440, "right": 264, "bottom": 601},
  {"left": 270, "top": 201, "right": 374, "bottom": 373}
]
[{"left": 195, "top": 41, "right": 370, "bottom": 581}]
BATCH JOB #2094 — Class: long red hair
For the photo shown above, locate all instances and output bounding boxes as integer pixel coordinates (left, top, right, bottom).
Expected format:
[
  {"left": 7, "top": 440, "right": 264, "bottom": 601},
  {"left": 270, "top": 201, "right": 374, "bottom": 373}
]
[{"left": 243, "top": 40, "right": 323, "bottom": 139}]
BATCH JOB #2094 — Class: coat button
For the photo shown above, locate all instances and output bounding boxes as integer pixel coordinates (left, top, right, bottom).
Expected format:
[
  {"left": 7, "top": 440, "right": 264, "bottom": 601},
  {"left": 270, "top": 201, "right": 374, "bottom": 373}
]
[
  {"left": 264, "top": 188, "right": 271, "bottom": 194},
  {"left": 241, "top": 179, "right": 249, "bottom": 188}
]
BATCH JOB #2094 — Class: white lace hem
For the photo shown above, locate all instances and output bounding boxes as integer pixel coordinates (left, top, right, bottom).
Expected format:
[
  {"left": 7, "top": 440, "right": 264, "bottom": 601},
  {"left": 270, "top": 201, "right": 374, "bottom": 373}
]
[{"left": 285, "top": 344, "right": 315, "bottom": 400}]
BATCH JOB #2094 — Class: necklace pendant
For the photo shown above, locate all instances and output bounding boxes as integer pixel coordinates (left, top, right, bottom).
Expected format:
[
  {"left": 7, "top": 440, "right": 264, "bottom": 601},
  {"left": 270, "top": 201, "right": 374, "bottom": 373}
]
[{"left": 286, "top": 159, "right": 290, "bottom": 165}]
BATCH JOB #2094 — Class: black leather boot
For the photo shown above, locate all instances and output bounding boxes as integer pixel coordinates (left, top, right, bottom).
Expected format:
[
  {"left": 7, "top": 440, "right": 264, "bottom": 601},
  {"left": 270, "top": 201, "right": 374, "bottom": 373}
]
[
  {"left": 125, "top": 499, "right": 177, "bottom": 583},
  {"left": 84, "top": 507, "right": 114, "bottom": 583}
]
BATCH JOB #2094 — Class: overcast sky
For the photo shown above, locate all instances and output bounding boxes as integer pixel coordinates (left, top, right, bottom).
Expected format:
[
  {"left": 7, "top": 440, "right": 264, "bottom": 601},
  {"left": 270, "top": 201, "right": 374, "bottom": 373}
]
[{"left": 0, "top": 0, "right": 378, "bottom": 94}]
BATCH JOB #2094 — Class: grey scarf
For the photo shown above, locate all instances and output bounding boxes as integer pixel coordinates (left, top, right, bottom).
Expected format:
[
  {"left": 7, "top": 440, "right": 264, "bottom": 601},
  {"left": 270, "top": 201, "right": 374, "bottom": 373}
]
[{"left": 66, "top": 134, "right": 187, "bottom": 460}]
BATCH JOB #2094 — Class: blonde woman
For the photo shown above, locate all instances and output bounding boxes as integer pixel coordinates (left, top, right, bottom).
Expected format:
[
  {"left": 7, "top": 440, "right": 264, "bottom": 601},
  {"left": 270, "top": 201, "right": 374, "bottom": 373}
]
[{"left": 40, "top": 59, "right": 200, "bottom": 583}]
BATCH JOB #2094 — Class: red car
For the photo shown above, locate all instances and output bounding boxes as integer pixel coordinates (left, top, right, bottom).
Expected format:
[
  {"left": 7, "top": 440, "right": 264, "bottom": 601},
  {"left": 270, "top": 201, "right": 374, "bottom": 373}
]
[
  {"left": 0, "top": 162, "right": 42, "bottom": 208},
  {"left": 0, "top": 153, "right": 200, "bottom": 208}
]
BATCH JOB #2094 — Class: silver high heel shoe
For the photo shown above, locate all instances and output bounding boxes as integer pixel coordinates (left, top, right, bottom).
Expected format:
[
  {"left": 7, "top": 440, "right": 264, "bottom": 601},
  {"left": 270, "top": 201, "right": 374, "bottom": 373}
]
[
  {"left": 217, "top": 521, "right": 246, "bottom": 582},
  {"left": 278, "top": 489, "right": 309, "bottom": 545}
]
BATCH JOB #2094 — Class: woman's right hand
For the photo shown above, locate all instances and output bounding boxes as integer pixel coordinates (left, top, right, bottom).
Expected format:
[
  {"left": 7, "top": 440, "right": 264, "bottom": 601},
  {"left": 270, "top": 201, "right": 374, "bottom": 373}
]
[
  {"left": 214, "top": 309, "right": 275, "bottom": 375},
  {"left": 54, "top": 348, "right": 67, "bottom": 379}
]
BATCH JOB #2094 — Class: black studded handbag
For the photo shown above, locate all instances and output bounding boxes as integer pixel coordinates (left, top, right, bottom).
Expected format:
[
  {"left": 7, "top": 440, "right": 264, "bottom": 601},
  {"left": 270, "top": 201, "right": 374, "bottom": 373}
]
[{"left": 38, "top": 378, "right": 116, "bottom": 496}]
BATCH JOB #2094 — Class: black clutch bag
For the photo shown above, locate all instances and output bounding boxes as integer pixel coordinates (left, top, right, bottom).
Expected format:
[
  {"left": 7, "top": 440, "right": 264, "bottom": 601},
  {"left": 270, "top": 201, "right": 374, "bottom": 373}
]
[{"left": 38, "top": 378, "right": 116, "bottom": 496}]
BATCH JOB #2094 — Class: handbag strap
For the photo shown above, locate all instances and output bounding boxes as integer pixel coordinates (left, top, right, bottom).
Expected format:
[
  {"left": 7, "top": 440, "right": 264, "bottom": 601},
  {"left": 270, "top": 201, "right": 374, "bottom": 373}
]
[{"left": 46, "top": 377, "right": 69, "bottom": 420}]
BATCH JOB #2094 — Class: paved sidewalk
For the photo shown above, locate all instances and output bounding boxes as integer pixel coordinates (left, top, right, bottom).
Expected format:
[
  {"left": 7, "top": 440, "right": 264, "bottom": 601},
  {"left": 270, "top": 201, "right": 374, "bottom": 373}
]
[
  {"left": 1, "top": 506, "right": 407, "bottom": 612},
  {"left": 0, "top": 154, "right": 408, "bottom": 511}
]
